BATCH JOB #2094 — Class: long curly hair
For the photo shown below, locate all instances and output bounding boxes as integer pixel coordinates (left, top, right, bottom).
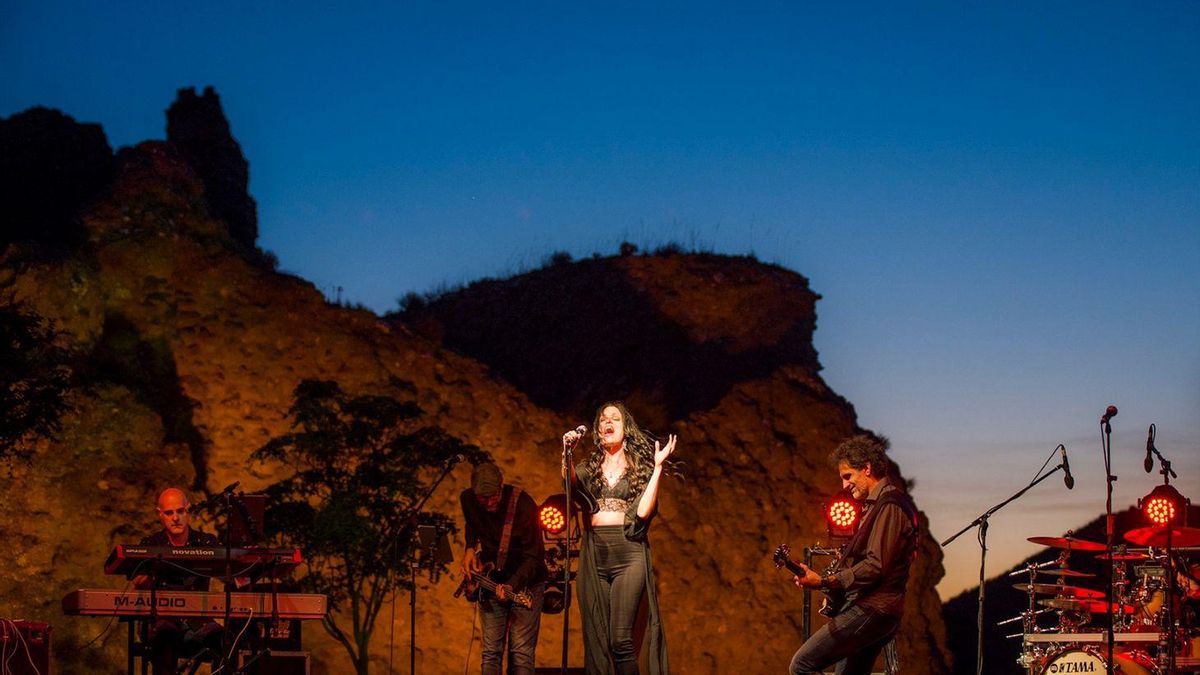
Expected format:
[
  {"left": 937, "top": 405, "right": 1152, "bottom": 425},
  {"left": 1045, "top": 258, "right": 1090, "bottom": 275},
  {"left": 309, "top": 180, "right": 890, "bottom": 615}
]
[{"left": 582, "top": 401, "right": 657, "bottom": 499}]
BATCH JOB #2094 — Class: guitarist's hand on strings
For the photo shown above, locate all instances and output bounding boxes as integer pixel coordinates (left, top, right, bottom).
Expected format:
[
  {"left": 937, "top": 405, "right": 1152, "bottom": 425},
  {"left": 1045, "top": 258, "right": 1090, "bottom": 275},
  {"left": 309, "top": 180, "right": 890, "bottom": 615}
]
[
  {"left": 462, "top": 547, "right": 483, "bottom": 578},
  {"left": 791, "top": 562, "right": 824, "bottom": 589}
]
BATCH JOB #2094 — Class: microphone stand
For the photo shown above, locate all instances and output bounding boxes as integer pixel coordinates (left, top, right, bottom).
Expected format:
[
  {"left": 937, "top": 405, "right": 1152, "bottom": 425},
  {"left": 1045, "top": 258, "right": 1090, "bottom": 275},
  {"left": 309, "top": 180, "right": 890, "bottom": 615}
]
[
  {"left": 1100, "top": 415, "right": 1116, "bottom": 674},
  {"left": 941, "top": 450, "right": 1068, "bottom": 675},
  {"left": 560, "top": 439, "right": 579, "bottom": 675},
  {"left": 1148, "top": 446, "right": 1179, "bottom": 674}
]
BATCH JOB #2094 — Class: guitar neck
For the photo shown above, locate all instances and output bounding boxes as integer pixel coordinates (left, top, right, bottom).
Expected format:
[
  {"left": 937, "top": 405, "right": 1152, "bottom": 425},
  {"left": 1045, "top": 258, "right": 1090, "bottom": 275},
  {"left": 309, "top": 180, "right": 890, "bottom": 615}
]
[
  {"left": 471, "top": 572, "right": 503, "bottom": 593},
  {"left": 781, "top": 559, "right": 806, "bottom": 578}
]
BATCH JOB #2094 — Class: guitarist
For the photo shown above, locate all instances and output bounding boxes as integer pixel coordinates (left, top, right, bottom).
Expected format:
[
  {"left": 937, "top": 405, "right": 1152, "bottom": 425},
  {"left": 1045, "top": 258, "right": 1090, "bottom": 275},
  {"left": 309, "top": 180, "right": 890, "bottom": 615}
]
[
  {"left": 788, "top": 436, "right": 918, "bottom": 675},
  {"left": 460, "top": 462, "right": 548, "bottom": 675}
]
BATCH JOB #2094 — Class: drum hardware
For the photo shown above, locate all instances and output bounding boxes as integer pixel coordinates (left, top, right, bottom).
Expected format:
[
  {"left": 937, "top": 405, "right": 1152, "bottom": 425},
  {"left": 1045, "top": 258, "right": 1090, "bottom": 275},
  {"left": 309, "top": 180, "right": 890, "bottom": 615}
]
[{"left": 998, "top": 608, "right": 1053, "bottom": 626}]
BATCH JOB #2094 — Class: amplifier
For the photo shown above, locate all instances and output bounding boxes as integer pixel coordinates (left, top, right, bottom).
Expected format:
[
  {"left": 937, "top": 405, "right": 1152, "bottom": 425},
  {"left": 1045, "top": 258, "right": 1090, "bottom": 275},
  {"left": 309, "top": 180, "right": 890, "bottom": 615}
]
[
  {"left": 0, "top": 620, "right": 52, "bottom": 675},
  {"left": 237, "top": 650, "right": 309, "bottom": 675}
]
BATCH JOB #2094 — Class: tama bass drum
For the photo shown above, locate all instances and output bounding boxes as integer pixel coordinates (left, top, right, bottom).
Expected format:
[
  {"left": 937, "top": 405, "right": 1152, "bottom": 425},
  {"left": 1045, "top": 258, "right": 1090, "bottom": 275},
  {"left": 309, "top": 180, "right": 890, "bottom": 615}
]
[{"left": 1040, "top": 647, "right": 1156, "bottom": 674}]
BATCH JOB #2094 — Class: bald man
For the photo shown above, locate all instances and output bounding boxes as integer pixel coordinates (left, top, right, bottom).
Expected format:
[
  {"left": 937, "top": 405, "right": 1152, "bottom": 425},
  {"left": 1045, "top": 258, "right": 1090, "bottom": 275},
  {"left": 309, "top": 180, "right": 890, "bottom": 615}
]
[{"left": 135, "top": 487, "right": 223, "bottom": 674}]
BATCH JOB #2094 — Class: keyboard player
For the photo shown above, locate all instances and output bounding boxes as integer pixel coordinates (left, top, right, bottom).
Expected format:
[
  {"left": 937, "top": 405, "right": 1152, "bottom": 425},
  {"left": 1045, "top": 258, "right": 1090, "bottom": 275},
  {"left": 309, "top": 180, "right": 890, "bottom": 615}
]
[{"left": 135, "top": 487, "right": 224, "bottom": 674}]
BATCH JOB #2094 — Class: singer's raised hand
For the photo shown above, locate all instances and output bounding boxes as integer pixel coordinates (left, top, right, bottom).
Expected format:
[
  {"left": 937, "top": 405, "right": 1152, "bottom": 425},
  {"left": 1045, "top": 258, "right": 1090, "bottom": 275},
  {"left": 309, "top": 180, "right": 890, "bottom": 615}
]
[{"left": 653, "top": 434, "right": 677, "bottom": 467}]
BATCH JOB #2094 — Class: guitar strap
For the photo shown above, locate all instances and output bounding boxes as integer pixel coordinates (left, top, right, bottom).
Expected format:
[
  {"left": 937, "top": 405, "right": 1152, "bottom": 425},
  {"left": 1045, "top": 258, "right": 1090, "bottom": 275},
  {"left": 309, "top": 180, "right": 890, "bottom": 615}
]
[{"left": 495, "top": 485, "right": 523, "bottom": 573}]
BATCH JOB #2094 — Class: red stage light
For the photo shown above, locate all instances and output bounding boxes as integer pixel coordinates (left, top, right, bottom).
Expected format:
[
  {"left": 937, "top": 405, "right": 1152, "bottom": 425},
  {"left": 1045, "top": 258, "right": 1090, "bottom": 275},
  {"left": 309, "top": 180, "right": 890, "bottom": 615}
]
[
  {"left": 539, "top": 505, "right": 566, "bottom": 534},
  {"left": 825, "top": 493, "right": 860, "bottom": 538},
  {"left": 1140, "top": 484, "right": 1187, "bottom": 526}
]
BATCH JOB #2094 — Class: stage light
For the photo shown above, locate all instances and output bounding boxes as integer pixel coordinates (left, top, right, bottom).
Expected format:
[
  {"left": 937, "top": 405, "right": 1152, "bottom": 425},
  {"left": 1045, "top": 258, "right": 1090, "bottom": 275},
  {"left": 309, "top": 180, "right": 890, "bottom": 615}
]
[
  {"left": 540, "top": 504, "right": 566, "bottom": 534},
  {"left": 825, "top": 491, "right": 860, "bottom": 538},
  {"left": 538, "top": 493, "right": 575, "bottom": 536},
  {"left": 1140, "top": 484, "right": 1188, "bottom": 526}
]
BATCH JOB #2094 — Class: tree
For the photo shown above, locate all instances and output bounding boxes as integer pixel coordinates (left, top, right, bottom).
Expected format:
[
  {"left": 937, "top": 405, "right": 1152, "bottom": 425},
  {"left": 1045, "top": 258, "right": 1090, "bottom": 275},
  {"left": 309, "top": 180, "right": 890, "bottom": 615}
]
[
  {"left": 0, "top": 300, "right": 71, "bottom": 462},
  {"left": 252, "top": 378, "right": 487, "bottom": 675}
]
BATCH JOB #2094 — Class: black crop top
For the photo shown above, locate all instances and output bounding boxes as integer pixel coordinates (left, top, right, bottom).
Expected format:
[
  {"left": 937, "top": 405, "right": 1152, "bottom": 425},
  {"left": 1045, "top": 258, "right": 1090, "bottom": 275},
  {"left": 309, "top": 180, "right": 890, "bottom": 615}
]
[{"left": 596, "top": 471, "right": 633, "bottom": 513}]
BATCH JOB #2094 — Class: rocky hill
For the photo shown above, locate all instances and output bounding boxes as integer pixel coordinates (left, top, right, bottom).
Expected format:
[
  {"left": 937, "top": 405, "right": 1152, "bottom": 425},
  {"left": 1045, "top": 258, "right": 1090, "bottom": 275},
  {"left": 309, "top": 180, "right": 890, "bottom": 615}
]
[{"left": 0, "top": 90, "right": 952, "bottom": 674}]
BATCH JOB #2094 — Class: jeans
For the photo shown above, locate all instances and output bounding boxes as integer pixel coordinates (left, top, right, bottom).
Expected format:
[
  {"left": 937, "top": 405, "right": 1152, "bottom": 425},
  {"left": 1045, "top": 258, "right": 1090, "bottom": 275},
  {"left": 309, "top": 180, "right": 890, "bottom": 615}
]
[
  {"left": 593, "top": 525, "right": 646, "bottom": 675},
  {"left": 788, "top": 604, "right": 900, "bottom": 675},
  {"left": 480, "top": 582, "right": 545, "bottom": 675}
]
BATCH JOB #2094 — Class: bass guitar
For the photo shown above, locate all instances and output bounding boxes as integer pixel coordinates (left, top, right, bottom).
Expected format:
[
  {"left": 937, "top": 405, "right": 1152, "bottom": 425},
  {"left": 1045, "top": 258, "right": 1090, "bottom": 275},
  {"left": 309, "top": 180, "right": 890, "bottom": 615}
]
[
  {"left": 454, "top": 564, "right": 533, "bottom": 609},
  {"left": 772, "top": 543, "right": 848, "bottom": 618}
]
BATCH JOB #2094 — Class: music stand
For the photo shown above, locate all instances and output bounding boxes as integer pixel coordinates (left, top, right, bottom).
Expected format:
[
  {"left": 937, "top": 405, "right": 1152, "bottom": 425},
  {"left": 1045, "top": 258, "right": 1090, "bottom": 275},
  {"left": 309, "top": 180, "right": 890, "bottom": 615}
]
[
  {"left": 410, "top": 524, "right": 453, "bottom": 673},
  {"left": 221, "top": 494, "right": 267, "bottom": 547},
  {"left": 416, "top": 525, "right": 454, "bottom": 568}
]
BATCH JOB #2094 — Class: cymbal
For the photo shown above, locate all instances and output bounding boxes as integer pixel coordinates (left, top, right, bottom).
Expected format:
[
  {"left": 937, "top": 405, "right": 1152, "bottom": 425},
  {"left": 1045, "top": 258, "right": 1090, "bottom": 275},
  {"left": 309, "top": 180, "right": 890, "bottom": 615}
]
[
  {"left": 1124, "top": 526, "right": 1200, "bottom": 548},
  {"left": 1036, "top": 568, "right": 1097, "bottom": 578},
  {"left": 1028, "top": 535, "right": 1107, "bottom": 551},
  {"left": 1013, "top": 583, "right": 1105, "bottom": 599},
  {"left": 1039, "top": 598, "right": 1137, "bottom": 614}
]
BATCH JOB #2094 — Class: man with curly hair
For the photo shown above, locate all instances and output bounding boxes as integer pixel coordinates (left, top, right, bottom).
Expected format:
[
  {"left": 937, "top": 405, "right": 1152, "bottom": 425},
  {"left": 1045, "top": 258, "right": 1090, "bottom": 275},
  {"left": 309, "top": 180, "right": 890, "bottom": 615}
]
[{"left": 788, "top": 435, "right": 918, "bottom": 675}]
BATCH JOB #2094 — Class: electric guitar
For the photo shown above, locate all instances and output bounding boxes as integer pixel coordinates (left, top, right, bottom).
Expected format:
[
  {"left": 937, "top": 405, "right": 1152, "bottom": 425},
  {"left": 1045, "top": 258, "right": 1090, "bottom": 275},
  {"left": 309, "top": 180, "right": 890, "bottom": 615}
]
[
  {"left": 772, "top": 543, "right": 848, "bottom": 618},
  {"left": 454, "top": 563, "right": 533, "bottom": 609}
]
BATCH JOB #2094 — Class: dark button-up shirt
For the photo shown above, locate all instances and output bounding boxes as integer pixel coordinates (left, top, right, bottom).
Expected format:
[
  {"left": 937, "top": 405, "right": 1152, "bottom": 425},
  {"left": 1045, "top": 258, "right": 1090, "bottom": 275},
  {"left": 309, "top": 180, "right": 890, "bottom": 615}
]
[
  {"left": 460, "top": 485, "right": 547, "bottom": 591},
  {"left": 829, "top": 476, "right": 917, "bottom": 615}
]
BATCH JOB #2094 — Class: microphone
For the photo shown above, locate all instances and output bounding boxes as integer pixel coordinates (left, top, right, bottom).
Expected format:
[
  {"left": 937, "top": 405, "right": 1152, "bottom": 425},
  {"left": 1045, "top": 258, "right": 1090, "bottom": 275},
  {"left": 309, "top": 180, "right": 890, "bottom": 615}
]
[
  {"left": 1144, "top": 424, "right": 1155, "bottom": 473},
  {"left": 1060, "top": 445, "right": 1074, "bottom": 490},
  {"left": 446, "top": 453, "right": 465, "bottom": 466},
  {"left": 1101, "top": 405, "right": 1118, "bottom": 423},
  {"left": 564, "top": 425, "right": 587, "bottom": 448},
  {"left": 190, "top": 481, "right": 241, "bottom": 513}
]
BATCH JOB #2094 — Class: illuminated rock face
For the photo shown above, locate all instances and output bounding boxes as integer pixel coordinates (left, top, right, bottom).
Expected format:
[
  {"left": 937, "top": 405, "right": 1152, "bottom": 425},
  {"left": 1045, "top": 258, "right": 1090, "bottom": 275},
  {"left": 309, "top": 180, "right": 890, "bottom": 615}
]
[{"left": 1, "top": 95, "right": 950, "bottom": 674}]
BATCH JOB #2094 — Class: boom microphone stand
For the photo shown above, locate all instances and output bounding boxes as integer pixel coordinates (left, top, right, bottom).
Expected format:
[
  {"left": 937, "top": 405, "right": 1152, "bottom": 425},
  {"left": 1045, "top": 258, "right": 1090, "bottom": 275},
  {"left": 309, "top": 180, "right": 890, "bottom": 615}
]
[
  {"left": 941, "top": 445, "right": 1070, "bottom": 675},
  {"left": 1145, "top": 432, "right": 1181, "bottom": 674}
]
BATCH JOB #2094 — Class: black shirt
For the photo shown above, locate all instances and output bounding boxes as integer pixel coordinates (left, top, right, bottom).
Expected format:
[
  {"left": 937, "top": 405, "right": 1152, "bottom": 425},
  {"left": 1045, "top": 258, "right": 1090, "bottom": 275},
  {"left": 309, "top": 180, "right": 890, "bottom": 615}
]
[
  {"left": 460, "top": 485, "right": 547, "bottom": 591},
  {"left": 138, "top": 528, "right": 220, "bottom": 591}
]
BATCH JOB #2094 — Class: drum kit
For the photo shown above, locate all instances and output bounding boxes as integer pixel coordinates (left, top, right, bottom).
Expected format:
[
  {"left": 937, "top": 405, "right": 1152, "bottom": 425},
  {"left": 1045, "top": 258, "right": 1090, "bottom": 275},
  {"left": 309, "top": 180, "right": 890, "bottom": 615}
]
[{"left": 1010, "top": 527, "right": 1200, "bottom": 673}]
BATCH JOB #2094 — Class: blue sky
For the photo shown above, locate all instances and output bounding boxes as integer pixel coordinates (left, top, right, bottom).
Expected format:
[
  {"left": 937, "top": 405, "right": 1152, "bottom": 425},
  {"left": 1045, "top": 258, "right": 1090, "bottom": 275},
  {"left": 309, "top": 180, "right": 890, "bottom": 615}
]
[{"left": 4, "top": 1, "right": 1198, "bottom": 596}]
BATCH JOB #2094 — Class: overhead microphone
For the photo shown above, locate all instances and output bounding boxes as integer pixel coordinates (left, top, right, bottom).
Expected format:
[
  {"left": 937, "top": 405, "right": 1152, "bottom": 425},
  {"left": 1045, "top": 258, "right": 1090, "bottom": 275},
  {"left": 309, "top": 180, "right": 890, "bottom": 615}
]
[
  {"left": 1144, "top": 424, "right": 1155, "bottom": 473},
  {"left": 1060, "top": 445, "right": 1075, "bottom": 490}
]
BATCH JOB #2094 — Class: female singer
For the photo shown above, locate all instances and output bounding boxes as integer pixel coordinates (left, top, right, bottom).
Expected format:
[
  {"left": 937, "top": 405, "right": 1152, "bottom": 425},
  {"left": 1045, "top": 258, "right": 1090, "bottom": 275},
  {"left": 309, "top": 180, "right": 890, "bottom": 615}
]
[{"left": 562, "top": 401, "right": 674, "bottom": 675}]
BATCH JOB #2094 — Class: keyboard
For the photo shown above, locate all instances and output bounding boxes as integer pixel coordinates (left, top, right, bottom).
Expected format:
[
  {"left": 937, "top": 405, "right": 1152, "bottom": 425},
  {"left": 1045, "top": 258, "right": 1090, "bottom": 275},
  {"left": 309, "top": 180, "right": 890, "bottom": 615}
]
[{"left": 62, "top": 589, "right": 327, "bottom": 620}]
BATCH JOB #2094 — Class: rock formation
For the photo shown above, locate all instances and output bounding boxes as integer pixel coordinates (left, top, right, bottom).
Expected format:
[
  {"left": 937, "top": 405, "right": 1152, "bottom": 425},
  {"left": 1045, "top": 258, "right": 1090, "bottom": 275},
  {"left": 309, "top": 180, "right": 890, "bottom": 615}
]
[
  {"left": 166, "top": 86, "right": 258, "bottom": 250},
  {"left": 0, "top": 92, "right": 952, "bottom": 674},
  {"left": 0, "top": 107, "right": 114, "bottom": 250}
]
